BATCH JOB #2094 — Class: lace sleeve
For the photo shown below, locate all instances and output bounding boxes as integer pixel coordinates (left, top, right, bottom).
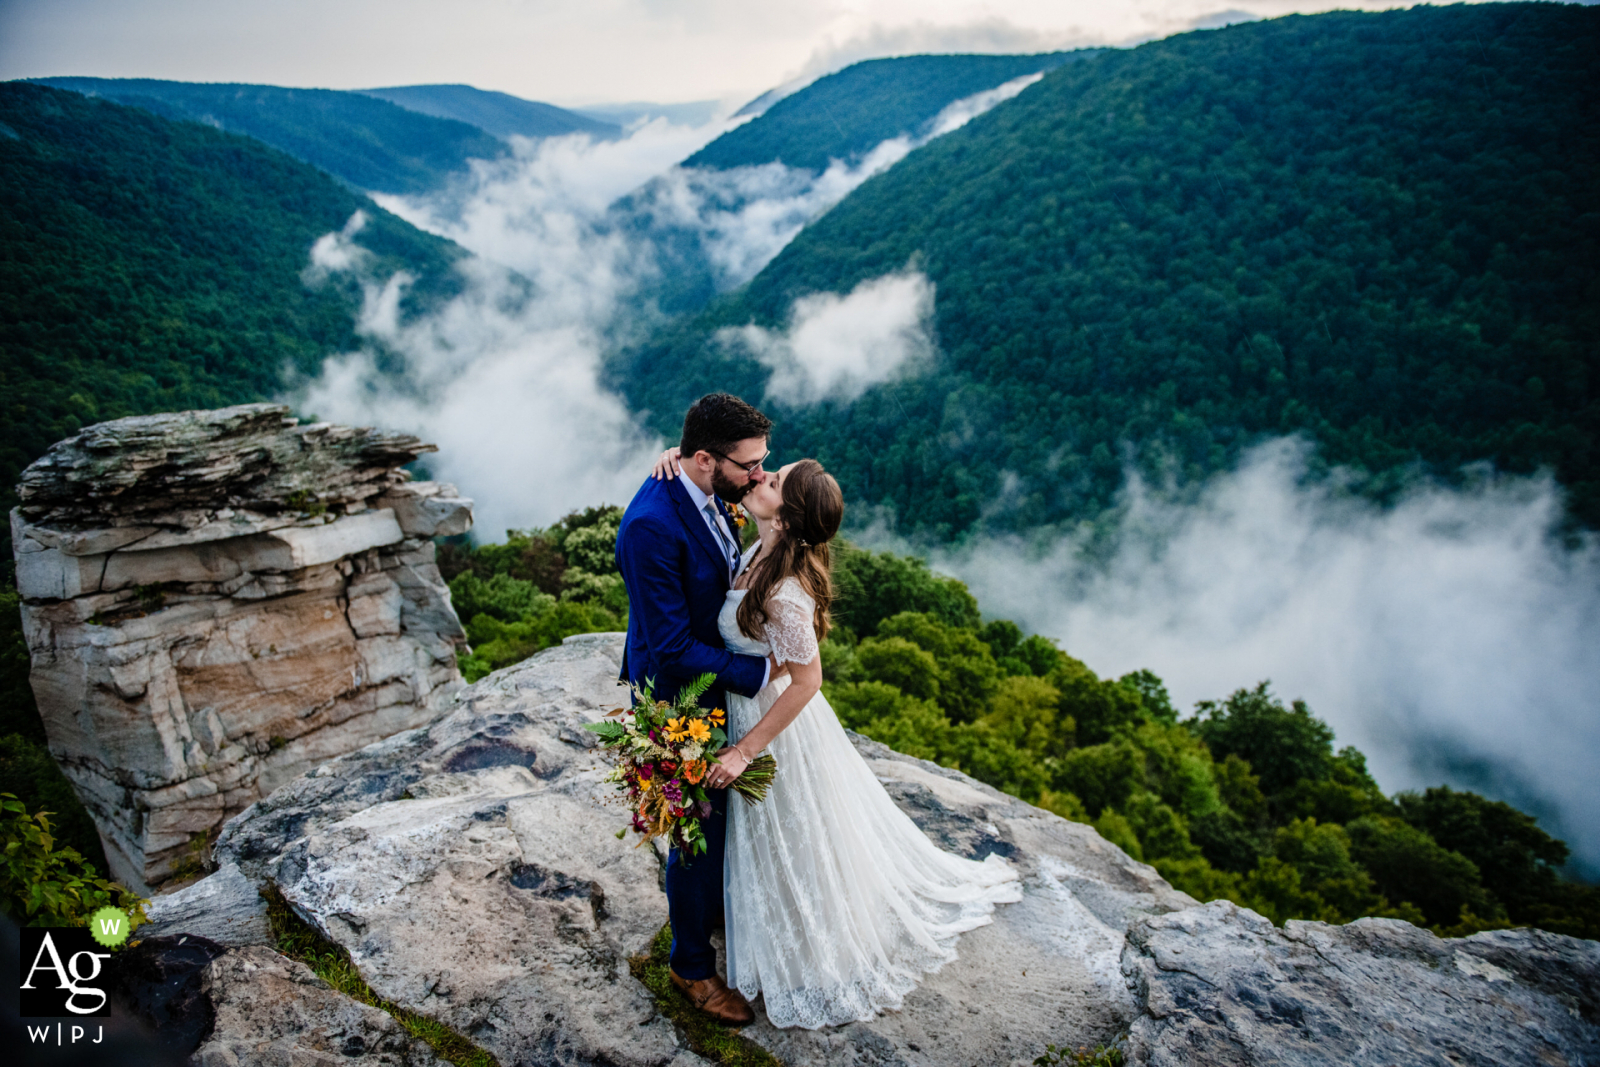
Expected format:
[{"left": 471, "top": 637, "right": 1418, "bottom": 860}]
[{"left": 765, "top": 578, "right": 820, "bottom": 666}]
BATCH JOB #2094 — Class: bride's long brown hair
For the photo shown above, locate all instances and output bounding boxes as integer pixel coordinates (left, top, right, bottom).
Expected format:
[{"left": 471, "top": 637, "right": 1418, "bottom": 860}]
[{"left": 737, "top": 459, "right": 843, "bottom": 645}]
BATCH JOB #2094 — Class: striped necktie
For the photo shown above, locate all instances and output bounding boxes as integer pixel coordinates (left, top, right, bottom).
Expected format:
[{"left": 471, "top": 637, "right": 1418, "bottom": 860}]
[{"left": 704, "top": 502, "right": 736, "bottom": 578}]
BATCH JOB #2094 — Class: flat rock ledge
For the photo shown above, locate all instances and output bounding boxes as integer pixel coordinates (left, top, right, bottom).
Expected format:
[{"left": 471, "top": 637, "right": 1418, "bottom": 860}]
[
  {"left": 144, "top": 632, "right": 1598, "bottom": 1066},
  {"left": 193, "top": 945, "right": 445, "bottom": 1067},
  {"left": 1123, "top": 901, "right": 1600, "bottom": 1066}
]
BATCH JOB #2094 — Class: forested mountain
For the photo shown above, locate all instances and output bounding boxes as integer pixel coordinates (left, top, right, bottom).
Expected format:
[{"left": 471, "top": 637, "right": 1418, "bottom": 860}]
[
  {"left": 31, "top": 76, "right": 508, "bottom": 194},
  {"left": 685, "top": 51, "right": 1093, "bottom": 172},
  {"left": 619, "top": 4, "right": 1600, "bottom": 537},
  {"left": 0, "top": 83, "right": 464, "bottom": 524},
  {"left": 357, "top": 84, "right": 620, "bottom": 141}
]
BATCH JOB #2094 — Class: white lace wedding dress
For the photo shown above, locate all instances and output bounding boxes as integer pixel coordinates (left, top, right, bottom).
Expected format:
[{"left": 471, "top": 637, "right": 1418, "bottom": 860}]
[{"left": 717, "top": 570, "right": 1022, "bottom": 1030}]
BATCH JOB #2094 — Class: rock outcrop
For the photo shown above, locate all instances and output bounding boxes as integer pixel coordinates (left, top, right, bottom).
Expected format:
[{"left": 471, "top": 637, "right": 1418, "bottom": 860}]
[
  {"left": 203, "top": 631, "right": 1194, "bottom": 1067},
  {"left": 193, "top": 946, "right": 445, "bottom": 1067},
  {"left": 146, "top": 633, "right": 1600, "bottom": 1066},
  {"left": 1123, "top": 901, "right": 1600, "bottom": 1066},
  {"left": 11, "top": 403, "right": 474, "bottom": 892}
]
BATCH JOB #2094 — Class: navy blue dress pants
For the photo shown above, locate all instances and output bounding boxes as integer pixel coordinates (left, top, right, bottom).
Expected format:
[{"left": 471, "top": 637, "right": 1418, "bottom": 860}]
[{"left": 666, "top": 784, "right": 728, "bottom": 980}]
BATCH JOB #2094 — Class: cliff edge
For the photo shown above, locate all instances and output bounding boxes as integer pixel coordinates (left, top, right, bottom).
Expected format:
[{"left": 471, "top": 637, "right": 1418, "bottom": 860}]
[{"left": 137, "top": 633, "right": 1599, "bottom": 1065}]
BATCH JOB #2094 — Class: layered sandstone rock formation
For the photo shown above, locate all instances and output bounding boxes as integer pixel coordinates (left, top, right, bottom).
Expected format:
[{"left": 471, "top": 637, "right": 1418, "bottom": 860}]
[{"left": 11, "top": 403, "right": 473, "bottom": 893}]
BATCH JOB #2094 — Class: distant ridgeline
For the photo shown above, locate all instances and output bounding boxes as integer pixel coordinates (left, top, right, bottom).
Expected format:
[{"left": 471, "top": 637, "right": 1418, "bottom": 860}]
[
  {"left": 617, "top": 4, "right": 1600, "bottom": 535},
  {"left": 610, "top": 50, "right": 1101, "bottom": 320},
  {"left": 0, "top": 82, "right": 465, "bottom": 526},
  {"left": 685, "top": 51, "right": 1096, "bottom": 173},
  {"left": 430, "top": 518, "right": 1600, "bottom": 940},
  {"left": 29, "top": 77, "right": 619, "bottom": 194},
  {"left": 357, "top": 84, "right": 620, "bottom": 143}
]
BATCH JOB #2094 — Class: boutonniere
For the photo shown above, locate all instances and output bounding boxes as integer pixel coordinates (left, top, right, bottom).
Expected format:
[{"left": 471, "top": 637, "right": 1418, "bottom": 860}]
[{"left": 726, "top": 502, "right": 748, "bottom": 530}]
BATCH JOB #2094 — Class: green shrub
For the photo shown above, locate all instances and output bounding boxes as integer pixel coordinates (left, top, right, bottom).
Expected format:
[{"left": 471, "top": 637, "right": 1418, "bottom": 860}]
[
  {"left": 458, "top": 600, "right": 625, "bottom": 683},
  {"left": 0, "top": 793, "right": 146, "bottom": 929}
]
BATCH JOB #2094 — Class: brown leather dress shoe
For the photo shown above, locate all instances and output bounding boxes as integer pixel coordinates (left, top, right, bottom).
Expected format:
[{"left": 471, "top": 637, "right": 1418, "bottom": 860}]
[{"left": 669, "top": 969, "right": 756, "bottom": 1025}]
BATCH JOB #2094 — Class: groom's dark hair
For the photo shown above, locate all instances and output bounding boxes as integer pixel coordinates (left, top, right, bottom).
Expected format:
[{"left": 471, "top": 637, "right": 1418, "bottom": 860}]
[{"left": 680, "top": 393, "right": 773, "bottom": 459}]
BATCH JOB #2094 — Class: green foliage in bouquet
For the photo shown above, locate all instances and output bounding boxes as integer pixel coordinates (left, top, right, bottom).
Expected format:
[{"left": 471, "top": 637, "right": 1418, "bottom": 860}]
[
  {"left": 586, "top": 673, "right": 776, "bottom": 857},
  {"left": 0, "top": 793, "right": 147, "bottom": 929}
]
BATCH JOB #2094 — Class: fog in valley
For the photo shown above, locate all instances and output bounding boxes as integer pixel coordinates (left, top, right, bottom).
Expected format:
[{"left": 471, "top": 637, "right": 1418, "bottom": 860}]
[
  {"left": 914, "top": 442, "right": 1600, "bottom": 877},
  {"left": 294, "top": 85, "right": 1600, "bottom": 877}
]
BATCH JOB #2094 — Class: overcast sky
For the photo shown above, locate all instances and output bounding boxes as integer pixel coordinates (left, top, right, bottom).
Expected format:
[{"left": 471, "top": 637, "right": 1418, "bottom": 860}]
[{"left": 1, "top": 0, "right": 1456, "bottom": 108}]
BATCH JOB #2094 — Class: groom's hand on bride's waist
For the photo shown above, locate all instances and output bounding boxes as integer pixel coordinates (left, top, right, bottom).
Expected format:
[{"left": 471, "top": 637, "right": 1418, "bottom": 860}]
[{"left": 768, "top": 653, "right": 789, "bottom": 680}]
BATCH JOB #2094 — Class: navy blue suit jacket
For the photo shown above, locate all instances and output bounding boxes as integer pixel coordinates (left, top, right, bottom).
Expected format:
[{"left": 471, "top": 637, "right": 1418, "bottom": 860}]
[{"left": 615, "top": 475, "right": 766, "bottom": 709}]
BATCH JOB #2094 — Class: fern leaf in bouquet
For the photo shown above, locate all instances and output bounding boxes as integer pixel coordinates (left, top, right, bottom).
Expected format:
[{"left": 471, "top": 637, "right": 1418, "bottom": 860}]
[{"left": 584, "top": 673, "right": 779, "bottom": 856}]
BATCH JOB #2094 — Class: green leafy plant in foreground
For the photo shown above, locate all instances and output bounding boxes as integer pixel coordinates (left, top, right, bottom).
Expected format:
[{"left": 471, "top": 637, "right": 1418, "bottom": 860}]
[
  {"left": 1035, "top": 1042, "right": 1126, "bottom": 1067},
  {"left": 0, "top": 793, "right": 147, "bottom": 929},
  {"left": 262, "top": 883, "right": 499, "bottom": 1067},
  {"left": 630, "top": 923, "right": 782, "bottom": 1067}
]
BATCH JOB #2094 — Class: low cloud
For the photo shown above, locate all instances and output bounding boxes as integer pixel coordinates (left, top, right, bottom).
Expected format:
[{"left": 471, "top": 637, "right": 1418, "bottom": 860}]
[
  {"left": 293, "top": 76, "right": 1028, "bottom": 535},
  {"left": 881, "top": 439, "right": 1600, "bottom": 874},
  {"left": 717, "top": 270, "right": 936, "bottom": 406},
  {"left": 304, "top": 209, "right": 371, "bottom": 280},
  {"left": 295, "top": 122, "right": 731, "bottom": 536},
  {"left": 924, "top": 71, "right": 1045, "bottom": 137},
  {"left": 297, "top": 256, "right": 666, "bottom": 539}
]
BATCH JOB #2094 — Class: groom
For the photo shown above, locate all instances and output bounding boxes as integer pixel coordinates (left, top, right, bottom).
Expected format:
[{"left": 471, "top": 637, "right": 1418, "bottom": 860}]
[{"left": 615, "top": 392, "right": 780, "bottom": 1025}]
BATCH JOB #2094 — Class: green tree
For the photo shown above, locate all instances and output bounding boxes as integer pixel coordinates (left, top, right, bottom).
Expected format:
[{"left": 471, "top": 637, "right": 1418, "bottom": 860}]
[
  {"left": 1396, "top": 785, "right": 1569, "bottom": 920},
  {"left": 1269, "top": 818, "right": 1380, "bottom": 922},
  {"left": 1346, "top": 815, "right": 1499, "bottom": 928},
  {"left": 853, "top": 637, "right": 942, "bottom": 703},
  {"left": 830, "top": 543, "right": 980, "bottom": 636},
  {"left": 876, "top": 612, "right": 1000, "bottom": 722},
  {"left": 1192, "top": 684, "right": 1335, "bottom": 796}
]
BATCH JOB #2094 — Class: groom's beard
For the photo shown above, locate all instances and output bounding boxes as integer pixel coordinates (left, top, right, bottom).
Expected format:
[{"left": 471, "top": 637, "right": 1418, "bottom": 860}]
[{"left": 712, "top": 467, "right": 754, "bottom": 503}]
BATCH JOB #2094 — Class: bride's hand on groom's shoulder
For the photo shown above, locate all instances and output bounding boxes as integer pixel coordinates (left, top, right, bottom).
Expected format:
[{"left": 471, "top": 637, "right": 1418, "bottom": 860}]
[{"left": 651, "top": 446, "right": 682, "bottom": 480}]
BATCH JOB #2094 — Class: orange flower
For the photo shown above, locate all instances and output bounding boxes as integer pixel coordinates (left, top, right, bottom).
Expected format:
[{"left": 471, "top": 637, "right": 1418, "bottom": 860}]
[{"left": 683, "top": 760, "right": 706, "bottom": 784}]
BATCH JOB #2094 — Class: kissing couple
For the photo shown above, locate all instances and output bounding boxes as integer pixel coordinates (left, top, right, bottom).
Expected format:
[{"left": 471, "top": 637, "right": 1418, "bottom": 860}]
[{"left": 615, "top": 393, "right": 1021, "bottom": 1030}]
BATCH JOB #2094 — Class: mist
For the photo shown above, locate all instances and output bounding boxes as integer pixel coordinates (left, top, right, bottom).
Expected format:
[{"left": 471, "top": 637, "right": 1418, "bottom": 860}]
[
  {"left": 718, "top": 269, "right": 936, "bottom": 405},
  {"left": 289, "top": 62, "right": 1600, "bottom": 875},
  {"left": 898, "top": 439, "right": 1600, "bottom": 875},
  {"left": 295, "top": 77, "right": 1042, "bottom": 535}
]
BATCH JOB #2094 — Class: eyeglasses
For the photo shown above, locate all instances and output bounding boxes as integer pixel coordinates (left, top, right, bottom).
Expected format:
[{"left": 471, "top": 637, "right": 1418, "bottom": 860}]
[{"left": 711, "top": 448, "right": 770, "bottom": 475}]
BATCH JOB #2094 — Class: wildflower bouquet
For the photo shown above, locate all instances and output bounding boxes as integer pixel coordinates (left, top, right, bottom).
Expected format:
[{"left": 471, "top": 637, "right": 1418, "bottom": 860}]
[{"left": 586, "top": 673, "right": 777, "bottom": 857}]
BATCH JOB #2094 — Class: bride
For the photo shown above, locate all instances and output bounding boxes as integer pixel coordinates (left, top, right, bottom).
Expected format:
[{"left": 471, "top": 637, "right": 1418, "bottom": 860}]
[{"left": 659, "top": 451, "right": 1021, "bottom": 1029}]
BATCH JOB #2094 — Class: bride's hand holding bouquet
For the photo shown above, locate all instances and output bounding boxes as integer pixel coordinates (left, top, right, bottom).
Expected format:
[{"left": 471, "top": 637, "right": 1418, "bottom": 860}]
[{"left": 585, "top": 672, "right": 776, "bottom": 857}]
